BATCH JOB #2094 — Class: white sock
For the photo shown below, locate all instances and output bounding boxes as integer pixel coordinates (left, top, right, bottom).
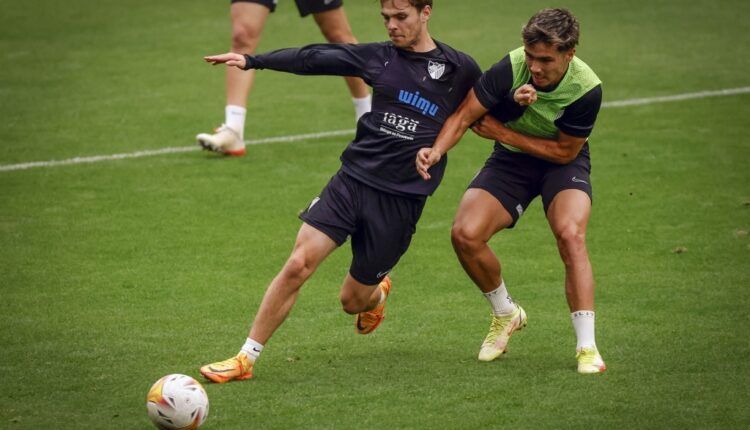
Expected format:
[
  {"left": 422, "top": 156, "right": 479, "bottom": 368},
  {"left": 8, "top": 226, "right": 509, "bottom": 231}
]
[
  {"left": 571, "top": 310, "right": 596, "bottom": 350},
  {"left": 225, "top": 105, "right": 247, "bottom": 140},
  {"left": 239, "top": 337, "right": 264, "bottom": 363},
  {"left": 483, "top": 281, "right": 516, "bottom": 316},
  {"left": 352, "top": 95, "right": 372, "bottom": 122}
]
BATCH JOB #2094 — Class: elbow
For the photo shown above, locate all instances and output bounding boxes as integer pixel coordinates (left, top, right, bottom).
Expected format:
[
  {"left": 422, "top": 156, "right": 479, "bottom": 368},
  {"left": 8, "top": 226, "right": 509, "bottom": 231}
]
[
  {"left": 558, "top": 155, "right": 577, "bottom": 165},
  {"left": 553, "top": 150, "right": 579, "bottom": 165}
]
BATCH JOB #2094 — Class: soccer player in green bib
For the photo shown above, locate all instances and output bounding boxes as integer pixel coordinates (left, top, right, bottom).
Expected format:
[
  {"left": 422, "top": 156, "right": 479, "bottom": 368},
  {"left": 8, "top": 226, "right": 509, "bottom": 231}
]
[{"left": 416, "top": 8, "right": 605, "bottom": 373}]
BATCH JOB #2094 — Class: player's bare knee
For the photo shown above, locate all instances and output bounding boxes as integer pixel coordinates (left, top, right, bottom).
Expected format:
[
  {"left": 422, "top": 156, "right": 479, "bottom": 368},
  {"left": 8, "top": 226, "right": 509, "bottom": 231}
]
[
  {"left": 555, "top": 225, "right": 587, "bottom": 262},
  {"left": 282, "top": 253, "right": 314, "bottom": 283},
  {"left": 339, "top": 294, "right": 366, "bottom": 315},
  {"left": 451, "top": 224, "right": 481, "bottom": 255},
  {"left": 231, "top": 24, "right": 262, "bottom": 51}
]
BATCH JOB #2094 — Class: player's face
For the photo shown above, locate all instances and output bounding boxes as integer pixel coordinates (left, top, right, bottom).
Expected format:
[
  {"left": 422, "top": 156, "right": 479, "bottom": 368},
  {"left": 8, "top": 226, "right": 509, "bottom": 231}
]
[
  {"left": 524, "top": 42, "right": 575, "bottom": 89},
  {"left": 381, "top": 0, "right": 430, "bottom": 49}
]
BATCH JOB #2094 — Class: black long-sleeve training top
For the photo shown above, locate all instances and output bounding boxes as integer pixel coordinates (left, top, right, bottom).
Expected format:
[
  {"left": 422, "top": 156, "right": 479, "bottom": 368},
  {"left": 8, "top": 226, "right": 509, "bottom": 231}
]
[{"left": 245, "top": 41, "right": 481, "bottom": 197}]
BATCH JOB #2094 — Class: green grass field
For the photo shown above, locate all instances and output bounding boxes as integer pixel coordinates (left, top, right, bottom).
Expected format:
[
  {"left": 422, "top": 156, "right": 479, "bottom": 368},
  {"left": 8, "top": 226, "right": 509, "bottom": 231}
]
[{"left": 1, "top": 0, "right": 749, "bottom": 428}]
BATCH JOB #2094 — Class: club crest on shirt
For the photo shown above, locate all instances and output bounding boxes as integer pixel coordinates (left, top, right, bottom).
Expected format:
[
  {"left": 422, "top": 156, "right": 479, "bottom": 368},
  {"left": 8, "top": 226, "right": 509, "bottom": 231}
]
[{"left": 428, "top": 61, "right": 445, "bottom": 79}]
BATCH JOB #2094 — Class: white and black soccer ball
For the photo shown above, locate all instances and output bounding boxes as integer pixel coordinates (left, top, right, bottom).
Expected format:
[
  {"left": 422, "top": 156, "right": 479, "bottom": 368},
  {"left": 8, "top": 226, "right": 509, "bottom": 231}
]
[{"left": 146, "top": 374, "right": 209, "bottom": 430}]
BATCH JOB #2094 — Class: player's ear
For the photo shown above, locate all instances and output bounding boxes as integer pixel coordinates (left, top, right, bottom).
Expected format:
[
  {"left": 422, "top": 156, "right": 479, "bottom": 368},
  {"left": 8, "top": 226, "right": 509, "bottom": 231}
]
[
  {"left": 565, "top": 47, "right": 576, "bottom": 61},
  {"left": 420, "top": 5, "right": 432, "bottom": 22}
]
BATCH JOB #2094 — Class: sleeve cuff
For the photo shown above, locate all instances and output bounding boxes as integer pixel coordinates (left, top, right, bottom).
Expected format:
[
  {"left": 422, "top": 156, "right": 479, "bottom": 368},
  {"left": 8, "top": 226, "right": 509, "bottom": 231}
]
[
  {"left": 472, "top": 84, "right": 497, "bottom": 110},
  {"left": 243, "top": 54, "right": 259, "bottom": 70}
]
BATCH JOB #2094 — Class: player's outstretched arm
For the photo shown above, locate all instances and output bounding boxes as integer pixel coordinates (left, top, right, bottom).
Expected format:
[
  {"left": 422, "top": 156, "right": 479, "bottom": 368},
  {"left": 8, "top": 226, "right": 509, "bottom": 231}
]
[
  {"left": 416, "top": 89, "right": 488, "bottom": 180},
  {"left": 204, "top": 53, "right": 248, "bottom": 69},
  {"left": 207, "top": 44, "right": 380, "bottom": 78}
]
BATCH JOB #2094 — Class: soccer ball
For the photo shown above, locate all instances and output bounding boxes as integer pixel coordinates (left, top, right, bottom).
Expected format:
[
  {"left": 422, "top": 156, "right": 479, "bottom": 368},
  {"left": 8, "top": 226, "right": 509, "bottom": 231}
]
[{"left": 146, "top": 374, "right": 209, "bottom": 430}]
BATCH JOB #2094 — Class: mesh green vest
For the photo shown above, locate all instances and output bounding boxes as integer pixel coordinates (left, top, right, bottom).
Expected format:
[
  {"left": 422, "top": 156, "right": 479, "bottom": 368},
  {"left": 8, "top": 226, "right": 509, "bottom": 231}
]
[{"left": 501, "top": 47, "right": 601, "bottom": 152}]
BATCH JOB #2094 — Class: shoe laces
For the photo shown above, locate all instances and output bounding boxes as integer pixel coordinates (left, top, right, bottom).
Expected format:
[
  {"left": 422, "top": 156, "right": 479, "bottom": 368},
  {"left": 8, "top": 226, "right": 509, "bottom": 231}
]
[
  {"left": 360, "top": 304, "right": 384, "bottom": 323},
  {"left": 359, "top": 304, "right": 384, "bottom": 325},
  {"left": 576, "top": 347, "right": 599, "bottom": 363},
  {"left": 482, "top": 313, "right": 513, "bottom": 346},
  {"left": 212, "top": 355, "right": 249, "bottom": 372},
  {"left": 214, "top": 356, "right": 240, "bottom": 369},
  {"left": 214, "top": 124, "right": 239, "bottom": 136}
]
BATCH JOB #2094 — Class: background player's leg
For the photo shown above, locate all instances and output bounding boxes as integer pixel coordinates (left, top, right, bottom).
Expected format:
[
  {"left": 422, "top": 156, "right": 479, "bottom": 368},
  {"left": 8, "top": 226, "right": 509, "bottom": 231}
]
[
  {"left": 248, "top": 223, "right": 339, "bottom": 344},
  {"left": 226, "top": 2, "right": 271, "bottom": 111},
  {"left": 196, "top": 2, "right": 270, "bottom": 156},
  {"left": 312, "top": 7, "right": 371, "bottom": 119}
]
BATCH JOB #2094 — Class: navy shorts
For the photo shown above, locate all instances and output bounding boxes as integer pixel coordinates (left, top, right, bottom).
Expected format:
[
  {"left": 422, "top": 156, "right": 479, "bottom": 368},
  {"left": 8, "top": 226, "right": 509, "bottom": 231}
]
[
  {"left": 231, "top": 0, "right": 343, "bottom": 16},
  {"left": 300, "top": 170, "right": 426, "bottom": 286},
  {"left": 469, "top": 143, "right": 593, "bottom": 228}
]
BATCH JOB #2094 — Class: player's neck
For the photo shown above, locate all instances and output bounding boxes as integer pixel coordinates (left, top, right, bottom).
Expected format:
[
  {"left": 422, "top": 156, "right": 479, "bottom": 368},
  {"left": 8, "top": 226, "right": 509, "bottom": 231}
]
[{"left": 407, "top": 32, "right": 437, "bottom": 53}]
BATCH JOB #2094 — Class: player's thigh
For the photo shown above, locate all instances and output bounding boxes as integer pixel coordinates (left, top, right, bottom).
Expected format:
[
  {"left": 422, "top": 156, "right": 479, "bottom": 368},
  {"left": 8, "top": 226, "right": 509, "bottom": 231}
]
[
  {"left": 541, "top": 149, "right": 592, "bottom": 235},
  {"left": 466, "top": 149, "right": 543, "bottom": 230},
  {"left": 546, "top": 189, "right": 592, "bottom": 238},
  {"left": 288, "top": 222, "right": 339, "bottom": 268},
  {"left": 295, "top": 0, "right": 342, "bottom": 17},
  {"left": 312, "top": 6, "right": 356, "bottom": 43},
  {"left": 349, "top": 192, "right": 425, "bottom": 286},
  {"left": 230, "top": 1, "right": 273, "bottom": 41},
  {"left": 454, "top": 188, "right": 515, "bottom": 242},
  {"left": 299, "top": 171, "right": 358, "bottom": 247}
]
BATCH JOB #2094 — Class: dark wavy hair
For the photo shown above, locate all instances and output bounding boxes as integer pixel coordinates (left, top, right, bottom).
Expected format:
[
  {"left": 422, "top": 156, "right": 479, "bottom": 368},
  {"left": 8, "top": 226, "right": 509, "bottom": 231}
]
[
  {"left": 381, "top": 0, "right": 433, "bottom": 12},
  {"left": 522, "top": 8, "right": 580, "bottom": 52}
]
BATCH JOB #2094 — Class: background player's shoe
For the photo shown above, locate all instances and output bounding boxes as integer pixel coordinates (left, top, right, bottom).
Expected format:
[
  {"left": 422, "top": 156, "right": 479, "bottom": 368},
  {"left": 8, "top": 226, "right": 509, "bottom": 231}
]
[
  {"left": 355, "top": 276, "right": 392, "bottom": 334},
  {"left": 196, "top": 124, "right": 246, "bottom": 156},
  {"left": 478, "top": 305, "right": 527, "bottom": 362},
  {"left": 199, "top": 353, "right": 253, "bottom": 383},
  {"left": 576, "top": 347, "right": 606, "bottom": 374}
]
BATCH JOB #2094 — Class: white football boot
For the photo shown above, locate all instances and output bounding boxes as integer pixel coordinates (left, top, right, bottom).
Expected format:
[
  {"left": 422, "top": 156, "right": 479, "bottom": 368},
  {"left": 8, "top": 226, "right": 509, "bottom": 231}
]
[{"left": 196, "top": 124, "right": 246, "bottom": 156}]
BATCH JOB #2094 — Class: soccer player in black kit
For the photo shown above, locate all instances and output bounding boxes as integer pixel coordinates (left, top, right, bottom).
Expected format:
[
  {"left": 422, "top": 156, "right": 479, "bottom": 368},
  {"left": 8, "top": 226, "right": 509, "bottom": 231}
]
[{"left": 199, "top": 0, "right": 481, "bottom": 383}]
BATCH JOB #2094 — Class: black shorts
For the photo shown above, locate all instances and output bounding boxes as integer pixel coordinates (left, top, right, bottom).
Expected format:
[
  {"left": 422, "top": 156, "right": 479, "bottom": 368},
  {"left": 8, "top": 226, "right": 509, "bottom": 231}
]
[
  {"left": 300, "top": 170, "right": 426, "bottom": 285},
  {"left": 231, "top": 0, "right": 343, "bottom": 17},
  {"left": 469, "top": 143, "right": 593, "bottom": 228}
]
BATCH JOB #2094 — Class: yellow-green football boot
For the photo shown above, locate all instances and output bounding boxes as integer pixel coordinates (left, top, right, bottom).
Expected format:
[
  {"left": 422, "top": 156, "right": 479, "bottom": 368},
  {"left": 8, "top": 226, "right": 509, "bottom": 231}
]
[{"left": 478, "top": 305, "right": 527, "bottom": 361}]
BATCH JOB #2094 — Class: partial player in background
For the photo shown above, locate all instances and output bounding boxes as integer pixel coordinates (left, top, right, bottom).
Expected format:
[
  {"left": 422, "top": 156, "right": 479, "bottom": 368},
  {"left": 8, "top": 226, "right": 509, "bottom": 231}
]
[
  {"left": 196, "top": 0, "right": 371, "bottom": 156},
  {"left": 198, "top": 0, "right": 482, "bottom": 383},
  {"left": 416, "top": 8, "right": 606, "bottom": 374}
]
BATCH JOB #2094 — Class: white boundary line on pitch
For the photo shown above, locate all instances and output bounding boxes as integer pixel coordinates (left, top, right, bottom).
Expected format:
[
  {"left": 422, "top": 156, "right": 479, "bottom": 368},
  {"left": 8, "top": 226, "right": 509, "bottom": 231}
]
[
  {"left": 0, "top": 129, "right": 356, "bottom": 173},
  {"left": 601, "top": 86, "right": 750, "bottom": 108},
  {"left": 1, "top": 86, "right": 749, "bottom": 173}
]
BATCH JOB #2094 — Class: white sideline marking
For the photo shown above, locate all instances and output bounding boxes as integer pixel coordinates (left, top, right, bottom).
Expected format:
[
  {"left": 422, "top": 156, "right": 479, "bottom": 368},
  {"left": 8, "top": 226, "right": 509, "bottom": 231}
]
[
  {"left": 601, "top": 86, "right": 750, "bottom": 108},
  {"left": 0, "top": 129, "right": 356, "bottom": 172},
  {"left": 1, "top": 86, "right": 749, "bottom": 173}
]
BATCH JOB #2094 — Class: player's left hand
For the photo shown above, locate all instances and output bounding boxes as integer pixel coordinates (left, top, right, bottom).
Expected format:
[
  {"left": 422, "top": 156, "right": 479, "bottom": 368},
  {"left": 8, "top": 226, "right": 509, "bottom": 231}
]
[
  {"left": 203, "top": 53, "right": 247, "bottom": 69},
  {"left": 471, "top": 115, "right": 507, "bottom": 141}
]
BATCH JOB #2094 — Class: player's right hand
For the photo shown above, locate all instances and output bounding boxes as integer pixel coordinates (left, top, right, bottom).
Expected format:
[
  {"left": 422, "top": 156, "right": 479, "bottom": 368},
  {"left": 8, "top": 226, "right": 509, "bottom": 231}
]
[
  {"left": 416, "top": 147, "right": 441, "bottom": 181},
  {"left": 203, "top": 53, "right": 247, "bottom": 69},
  {"left": 514, "top": 84, "right": 537, "bottom": 106}
]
